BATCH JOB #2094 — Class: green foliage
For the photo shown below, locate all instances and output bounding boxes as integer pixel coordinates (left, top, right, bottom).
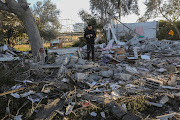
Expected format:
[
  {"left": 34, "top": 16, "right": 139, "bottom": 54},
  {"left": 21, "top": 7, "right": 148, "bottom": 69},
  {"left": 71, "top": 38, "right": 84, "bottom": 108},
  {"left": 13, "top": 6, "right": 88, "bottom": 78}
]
[
  {"left": 138, "top": 0, "right": 180, "bottom": 22},
  {"left": 33, "top": 0, "right": 61, "bottom": 41},
  {"left": 72, "top": 37, "right": 86, "bottom": 47},
  {"left": 89, "top": 0, "right": 139, "bottom": 25},
  {"left": 157, "top": 20, "right": 180, "bottom": 40},
  {"left": 0, "top": 0, "right": 61, "bottom": 44},
  {"left": 0, "top": 10, "right": 26, "bottom": 43},
  {"left": 79, "top": 0, "right": 139, "bottom": 38},
  {"left": 138, "top": 0, "right": 180, "bottom": 39},
  {"left": 78, "top": 10, "right": 103, "bottom": 32}
]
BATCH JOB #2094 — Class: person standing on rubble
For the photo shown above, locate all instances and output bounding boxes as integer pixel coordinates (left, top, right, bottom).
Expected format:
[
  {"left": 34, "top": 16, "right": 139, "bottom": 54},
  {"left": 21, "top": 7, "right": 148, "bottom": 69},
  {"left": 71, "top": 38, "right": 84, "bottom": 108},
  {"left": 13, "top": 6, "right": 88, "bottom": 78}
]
[{"left": 84, "top": 24, "right": 96, "bottom": 61}]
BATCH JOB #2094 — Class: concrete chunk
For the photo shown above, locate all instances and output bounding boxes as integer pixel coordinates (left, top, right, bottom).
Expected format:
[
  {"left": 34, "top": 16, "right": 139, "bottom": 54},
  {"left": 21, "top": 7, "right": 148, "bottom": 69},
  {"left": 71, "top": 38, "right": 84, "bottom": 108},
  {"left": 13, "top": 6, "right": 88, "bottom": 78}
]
[
  {"left": 126, "top": 66, "right": 138, "bottom": 74},
  {"left": 159, "top": 95, "right": 169, "bottom": 105},
  {"left": 156, "top": 112, "right": 179, "bottom": 120},
  {"left": 70, "top": 56, "right": 78, "bottom": 63},
  {"left": 101, "top": 70, "right": 113, "bottom": 78},
  {"left": 77, "top": 58, "right": 86, "bottom": 65},
  {"left": 145, "top": 78, "right": 163, "bottom": 89},
  {"left": 148, "top": 101, "right": 163, "bottom": 107},
  {"left": 75, "top": 73, "right": 88, "bottom": 80},
  {"left": 114, "top": 73, "right": 132, "bottom": 81}
]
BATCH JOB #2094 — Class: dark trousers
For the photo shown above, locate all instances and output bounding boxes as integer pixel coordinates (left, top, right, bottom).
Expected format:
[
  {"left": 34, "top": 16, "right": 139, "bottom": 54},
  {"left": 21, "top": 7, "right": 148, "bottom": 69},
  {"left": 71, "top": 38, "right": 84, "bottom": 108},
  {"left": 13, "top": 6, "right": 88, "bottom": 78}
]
[
  {"left": 87, "top": 44, "right": 94, "bottom": 60},
  {"left": 7, "top": 37, "right": 11, "bottom": 45}
]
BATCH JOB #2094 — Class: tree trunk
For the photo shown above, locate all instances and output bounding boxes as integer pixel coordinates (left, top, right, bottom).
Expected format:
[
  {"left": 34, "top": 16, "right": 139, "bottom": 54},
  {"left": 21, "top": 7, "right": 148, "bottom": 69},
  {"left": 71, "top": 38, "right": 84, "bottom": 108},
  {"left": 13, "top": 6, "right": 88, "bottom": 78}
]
[
  {"left": 19, "top": 9, "right": 45, "bottom": 60},
  {"left": 0, "top": 0, "right": 45, "bottom": 61},
  {"left": 172, "top": 23, "right": 180, "bottom": 39}
]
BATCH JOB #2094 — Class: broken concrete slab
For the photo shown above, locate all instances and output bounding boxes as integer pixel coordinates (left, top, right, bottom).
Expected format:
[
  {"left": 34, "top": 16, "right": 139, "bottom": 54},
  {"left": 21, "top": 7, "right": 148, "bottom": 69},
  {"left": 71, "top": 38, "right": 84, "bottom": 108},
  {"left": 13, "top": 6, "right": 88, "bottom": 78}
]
[
  {"left": 77, "top": 58, "right": 86, "bottom": 65},
  {"left": 159, "top": 95, "right": 169, "bottom": 105},
  {"left": 125, "top": 65, "right": 138, "bottom": 74},
  {"left": 0, "top": 45, "right": 8, "bottom": 51},
  {"left": 156, "top": 112, "right": 180, "bottom": 120},
  {"left": 101, "top": 70, "right": 113, "bottom": 78},
  {"left": 75, "top": 64, "right": 99, "bottom": 69},
  {"left": 141, "top": 55, "right": 150, "bottom": 60},
  {"left": 114, "top": 73, "right": 132, "bottom": 81},
  {"left": 114, "top": 66, "right": 123, "bottom": 73},
  {"left": 0, "top": 56, "right": 20, "bottom": 61},
  {"left": 148, "top": 101, "right": 163, "bottom": 107},
  {"left": 158, "top": 68, "right": 167, "bottom": 73},
  {"left": 100, "top": 112, "right": 106, "bottom": 119},
  {"left": 48, "top": 47, "right": 79, "bottom": 55},
  {"left": 87, "top": 74, "right": 100, "bottom": 81},
  {"left": 75, "top": 73, "right": 88, "bottom": 81},
  {"left": 55, "top": 55, "right": 70, "bottom": 65},
  {"left": 55, "top": 57, "right": 64, "bottom": 64},
  {"left": 70, "top": 55, "right": 79, "bottom": 63},
  {"left": 145, "top": 78, "right": 163, "bottom": 89}
]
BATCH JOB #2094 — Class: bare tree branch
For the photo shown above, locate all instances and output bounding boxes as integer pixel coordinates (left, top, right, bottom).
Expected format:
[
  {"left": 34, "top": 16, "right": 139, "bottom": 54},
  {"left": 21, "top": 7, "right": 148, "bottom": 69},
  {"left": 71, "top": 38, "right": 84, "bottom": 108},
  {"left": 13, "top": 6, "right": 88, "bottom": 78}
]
[{"left": 159, "top": 7, "right": 172, "bottom": 23}]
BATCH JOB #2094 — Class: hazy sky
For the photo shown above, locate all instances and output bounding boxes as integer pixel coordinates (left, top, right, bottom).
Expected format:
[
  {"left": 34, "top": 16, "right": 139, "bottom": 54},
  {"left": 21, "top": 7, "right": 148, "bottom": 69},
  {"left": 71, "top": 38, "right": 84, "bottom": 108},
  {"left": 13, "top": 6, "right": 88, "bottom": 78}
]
[
  {"left": 28, "top": 0, "right": 151, "bottom": 31},
  {"left": 28, "top": 0, "right": 147, "bottom": 23}
]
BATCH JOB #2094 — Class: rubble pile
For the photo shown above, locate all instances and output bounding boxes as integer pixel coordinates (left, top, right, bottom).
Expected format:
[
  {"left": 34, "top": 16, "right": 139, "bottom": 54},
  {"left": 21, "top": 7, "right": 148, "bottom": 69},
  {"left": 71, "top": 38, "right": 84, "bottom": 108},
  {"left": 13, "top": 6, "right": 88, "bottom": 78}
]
[
  {"left": 0, "top": 45, "right": 29, "bottom": 62},
  {"left": 0, "top": 38, "right": 180, "bottom": 120}
]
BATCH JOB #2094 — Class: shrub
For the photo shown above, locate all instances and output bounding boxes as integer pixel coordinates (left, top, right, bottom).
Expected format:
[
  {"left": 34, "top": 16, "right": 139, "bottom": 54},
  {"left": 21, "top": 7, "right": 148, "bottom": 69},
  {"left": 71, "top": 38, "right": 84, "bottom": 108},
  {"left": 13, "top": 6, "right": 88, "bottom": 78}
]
[
  {"left": 157, "top": 20, "right": 180, "bottom": 40},
  {"left": 72, "top": 37, "right": 86, "bottom": 47}
]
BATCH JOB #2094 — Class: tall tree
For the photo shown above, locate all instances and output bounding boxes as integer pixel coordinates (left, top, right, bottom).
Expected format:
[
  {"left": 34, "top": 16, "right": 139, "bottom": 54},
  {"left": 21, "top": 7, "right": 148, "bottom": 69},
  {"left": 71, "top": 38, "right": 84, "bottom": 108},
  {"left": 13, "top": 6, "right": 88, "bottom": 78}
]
[
  {"left": 138, "top": 0, "right": 180, "bottom": 39},
  {"left": 33, "top": 0, "right": 61, "bottom": 41},
  {"left": 78, "top": 10, "right": 99, "bottom": 31},
  {"left": 89, "top": 0, "right": 139, "bottom": 25},
  {"left": 0, "top": 10, "right": 26, "bottom": 44},
  {"left": 0, "top": 0, "right": 61, "bottom": 44},
  {"left": 0, "top": 0, "right": 44, "bottom": 59}
]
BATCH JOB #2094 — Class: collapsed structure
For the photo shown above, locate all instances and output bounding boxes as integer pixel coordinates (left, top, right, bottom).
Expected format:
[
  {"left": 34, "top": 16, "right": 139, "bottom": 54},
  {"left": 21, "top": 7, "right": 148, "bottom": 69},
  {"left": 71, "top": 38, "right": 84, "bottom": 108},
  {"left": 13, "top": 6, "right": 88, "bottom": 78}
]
[{"left": 0, "top": 19, "right": 180, "bottom": 120}]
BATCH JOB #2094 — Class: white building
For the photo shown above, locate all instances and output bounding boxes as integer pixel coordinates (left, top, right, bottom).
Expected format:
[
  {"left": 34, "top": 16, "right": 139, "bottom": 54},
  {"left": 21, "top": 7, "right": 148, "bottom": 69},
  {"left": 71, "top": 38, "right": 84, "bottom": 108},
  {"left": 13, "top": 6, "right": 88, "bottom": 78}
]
[{"left": 73, "top": 23, "right": 85, "bottom": 32}]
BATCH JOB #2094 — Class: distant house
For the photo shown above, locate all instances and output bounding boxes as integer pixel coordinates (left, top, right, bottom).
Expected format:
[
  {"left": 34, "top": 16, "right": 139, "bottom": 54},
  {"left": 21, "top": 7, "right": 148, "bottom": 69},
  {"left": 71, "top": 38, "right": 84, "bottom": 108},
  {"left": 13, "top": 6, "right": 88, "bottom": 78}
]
[
  {"left": 50, "top": 38, "right": 63, "bottom": 49},
  {"left": 73, "top": 23, "right": 85, "bottom": 32}
]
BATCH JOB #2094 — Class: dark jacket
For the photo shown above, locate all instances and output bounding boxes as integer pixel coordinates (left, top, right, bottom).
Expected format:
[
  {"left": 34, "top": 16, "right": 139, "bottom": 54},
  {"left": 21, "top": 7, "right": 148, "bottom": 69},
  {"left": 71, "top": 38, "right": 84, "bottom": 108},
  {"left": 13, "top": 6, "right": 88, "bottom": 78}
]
[{"left": 84, "top": 29, "right": 96, "bottom": 44}]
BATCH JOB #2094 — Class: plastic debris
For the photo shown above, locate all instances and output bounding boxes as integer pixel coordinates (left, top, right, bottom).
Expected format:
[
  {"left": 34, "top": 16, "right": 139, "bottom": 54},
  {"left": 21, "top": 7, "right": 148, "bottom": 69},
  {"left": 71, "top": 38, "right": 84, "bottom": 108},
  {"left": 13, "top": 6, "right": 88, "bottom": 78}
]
[{"left": 90, "top": 112, "right": 97, "bottom": 117}]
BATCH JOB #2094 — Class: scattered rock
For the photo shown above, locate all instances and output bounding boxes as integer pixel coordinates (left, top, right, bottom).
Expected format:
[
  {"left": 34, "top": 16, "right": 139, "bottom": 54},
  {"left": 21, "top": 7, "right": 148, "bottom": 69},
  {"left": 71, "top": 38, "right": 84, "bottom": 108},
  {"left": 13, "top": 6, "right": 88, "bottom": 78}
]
[
  {"left": 70, "top": 56, "right": 78, "bottom": 63},
  {"left": 100, "top": 112, "right": 106, "bottom": 119},
  {"left": 77, "top": 58, "right": 86, "bottom": 65},
  {"left": 158, "top": 68, "right": 167, "bottom": 73},
  {"left": 101, "top": 70, "right": 113, "bottom": 78},
  {"left": 75, "top": 73, "right": 88, "bottom": 80},
  {"left": 125, "top": 66, "right": 138, "bottom": 74},
  {"left": 114, "top": 73, "right": 132, "bottom": 81},
  {"left": 90, "top": 112, "right": 97, "bottom": 117}
]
